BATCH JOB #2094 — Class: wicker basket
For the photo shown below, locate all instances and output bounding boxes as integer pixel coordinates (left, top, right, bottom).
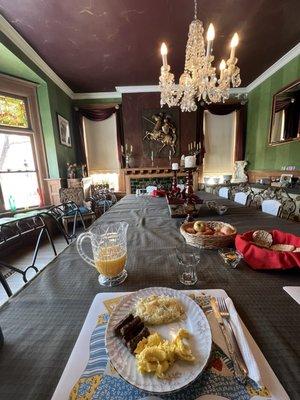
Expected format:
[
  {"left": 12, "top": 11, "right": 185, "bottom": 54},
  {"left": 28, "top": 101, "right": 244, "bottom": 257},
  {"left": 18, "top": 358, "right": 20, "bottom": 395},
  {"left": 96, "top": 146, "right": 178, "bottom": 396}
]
[{"left": 180, "top": 221, "right": 237, "bottom": 249}]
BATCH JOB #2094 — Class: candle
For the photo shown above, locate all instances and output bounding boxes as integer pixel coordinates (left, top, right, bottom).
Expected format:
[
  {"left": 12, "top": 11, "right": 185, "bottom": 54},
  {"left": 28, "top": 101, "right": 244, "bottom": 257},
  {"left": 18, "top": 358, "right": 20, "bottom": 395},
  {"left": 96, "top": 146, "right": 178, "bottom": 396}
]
[
  {"left": 185, "top": 156, "right": 196, "bottom": 168},
  {"left": 219, "top": 59, "right": 226, "bottom": 79},
  {"left": 125, "top": 143, "right": 128, "bottom": 151},
  {"left": 194, "top": 141, "right": 196, "bottom": 149},
  {"left": 130, "top": 145, "right": 133, "bottom": 152},
  {"left": 172, "top": 162, "right": 179, "bottom": 170},
  {"left": 206, "top": 23, "right": 215, "bottom": 57},
  {"left": 169, "top": 149, "right": 172, "bottom": 157},
  {"left": 151, "top": 150, "right": 154, "bottom": 160},
  {"left": 230, "top": 33, "right": 239, "bottom": 60},
  {"left": 160, "top": 42, "right": 168, "bottom": 67},
  {"left": 121, "top": 145, "right": 124, "bottom": 153}
]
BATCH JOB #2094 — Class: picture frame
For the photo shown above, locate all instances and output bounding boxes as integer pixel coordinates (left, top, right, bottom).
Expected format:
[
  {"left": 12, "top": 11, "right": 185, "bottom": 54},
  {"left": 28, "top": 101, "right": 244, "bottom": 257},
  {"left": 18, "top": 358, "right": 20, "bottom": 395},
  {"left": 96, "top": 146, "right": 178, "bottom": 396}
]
[{"left": 57, "top": 114, "right": 71, "bottom": 147}]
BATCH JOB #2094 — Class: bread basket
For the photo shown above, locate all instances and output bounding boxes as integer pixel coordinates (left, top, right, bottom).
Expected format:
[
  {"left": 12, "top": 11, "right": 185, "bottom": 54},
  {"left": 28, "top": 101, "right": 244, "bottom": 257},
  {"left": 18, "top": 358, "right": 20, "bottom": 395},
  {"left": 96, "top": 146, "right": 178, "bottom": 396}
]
[{"left": 180, "top": 221, "right": 237, "bottom": 249}]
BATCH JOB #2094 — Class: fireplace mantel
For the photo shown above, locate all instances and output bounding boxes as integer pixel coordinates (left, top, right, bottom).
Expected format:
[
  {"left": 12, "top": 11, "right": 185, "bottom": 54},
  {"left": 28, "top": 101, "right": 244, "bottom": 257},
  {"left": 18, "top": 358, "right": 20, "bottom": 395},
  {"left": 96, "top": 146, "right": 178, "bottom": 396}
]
[{"left": 120, "top": 167, "right": 202, "bottom": 194}]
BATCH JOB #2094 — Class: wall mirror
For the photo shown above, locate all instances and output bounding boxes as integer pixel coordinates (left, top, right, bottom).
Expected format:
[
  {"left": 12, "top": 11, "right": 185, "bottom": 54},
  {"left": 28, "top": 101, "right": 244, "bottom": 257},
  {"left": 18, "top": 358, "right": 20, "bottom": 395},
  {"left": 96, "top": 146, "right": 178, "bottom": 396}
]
[{"left": 269, "top": 79, "right": 300, "bottom": 145}]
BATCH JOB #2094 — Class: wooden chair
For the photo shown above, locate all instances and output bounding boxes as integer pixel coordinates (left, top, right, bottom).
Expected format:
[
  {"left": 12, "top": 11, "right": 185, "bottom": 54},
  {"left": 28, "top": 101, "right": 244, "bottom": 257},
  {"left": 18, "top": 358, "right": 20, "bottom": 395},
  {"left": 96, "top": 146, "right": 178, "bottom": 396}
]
[{"left": 58, "top": 188, "right": 95, "bottom": 238}]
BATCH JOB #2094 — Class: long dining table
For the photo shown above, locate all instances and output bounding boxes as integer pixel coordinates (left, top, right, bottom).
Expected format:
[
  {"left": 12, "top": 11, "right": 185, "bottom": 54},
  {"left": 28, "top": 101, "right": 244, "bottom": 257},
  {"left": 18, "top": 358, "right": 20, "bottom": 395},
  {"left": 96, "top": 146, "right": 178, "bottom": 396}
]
[{"left": 0, "top": 192, "right": 299, "bottom": 400}]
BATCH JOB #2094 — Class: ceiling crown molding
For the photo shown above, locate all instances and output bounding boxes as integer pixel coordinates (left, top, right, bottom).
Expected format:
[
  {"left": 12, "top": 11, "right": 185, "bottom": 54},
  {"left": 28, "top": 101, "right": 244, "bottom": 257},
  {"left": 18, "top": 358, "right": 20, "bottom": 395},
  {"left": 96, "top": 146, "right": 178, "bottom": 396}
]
[
  {"left": 116, "top": 85, "right": 160, "bottom": 93},
  {"left": 247, "top": 42, "right": 300, "bottom": 92},
  {"left": 0, "top": 15, "right": 73, "bottom": 98},
  {"left": 73, "top": 91, "right": 122, "bottom": 100}
]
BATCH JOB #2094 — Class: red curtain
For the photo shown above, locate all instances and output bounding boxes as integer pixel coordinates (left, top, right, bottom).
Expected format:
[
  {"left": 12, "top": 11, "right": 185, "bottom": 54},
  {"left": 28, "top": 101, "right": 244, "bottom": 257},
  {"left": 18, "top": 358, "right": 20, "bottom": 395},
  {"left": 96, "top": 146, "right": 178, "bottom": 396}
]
[
  {"left": 74, "top": 104, "right": 123, "bottom": 168},
  {"left": 197, "top": 102, "right": 246, "bottom": 162}
]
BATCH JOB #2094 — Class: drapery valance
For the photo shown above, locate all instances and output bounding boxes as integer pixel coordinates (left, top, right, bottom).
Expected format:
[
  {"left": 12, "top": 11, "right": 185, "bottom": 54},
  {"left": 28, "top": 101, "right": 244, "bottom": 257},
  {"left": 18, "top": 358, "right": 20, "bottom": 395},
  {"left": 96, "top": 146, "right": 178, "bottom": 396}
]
[
  {"left": 74, "top": 104, "right": 123, "bottom": 167},
  {"left": 196, "top": 102, "right": 246, "bottom": 162}
]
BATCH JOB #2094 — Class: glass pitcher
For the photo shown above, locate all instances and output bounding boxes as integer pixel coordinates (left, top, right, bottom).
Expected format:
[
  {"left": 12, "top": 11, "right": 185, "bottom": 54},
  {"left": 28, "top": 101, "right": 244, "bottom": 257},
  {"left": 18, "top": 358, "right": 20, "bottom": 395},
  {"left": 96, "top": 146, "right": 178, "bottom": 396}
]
[{"left": 76, "top": 222, "right": 129, "bottom": 287}]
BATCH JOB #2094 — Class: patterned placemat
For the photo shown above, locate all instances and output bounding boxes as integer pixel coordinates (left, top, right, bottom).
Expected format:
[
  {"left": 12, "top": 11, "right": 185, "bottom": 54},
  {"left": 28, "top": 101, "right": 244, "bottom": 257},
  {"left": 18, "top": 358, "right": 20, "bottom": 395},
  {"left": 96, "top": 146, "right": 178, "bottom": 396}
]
[{"left": 69, "top": 295, "right": 270, "bottom": 400}]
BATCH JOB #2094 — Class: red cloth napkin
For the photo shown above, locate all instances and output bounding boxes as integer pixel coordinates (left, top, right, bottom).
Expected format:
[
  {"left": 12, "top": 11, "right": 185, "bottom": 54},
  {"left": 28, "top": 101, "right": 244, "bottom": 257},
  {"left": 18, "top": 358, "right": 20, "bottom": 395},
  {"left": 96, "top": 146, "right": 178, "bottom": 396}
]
[
  {"left": 235, "top": 230, "right": 300, "bottom": 270},
  {"left": 151, "top": 189, "right": 166, "bottom": 197}
]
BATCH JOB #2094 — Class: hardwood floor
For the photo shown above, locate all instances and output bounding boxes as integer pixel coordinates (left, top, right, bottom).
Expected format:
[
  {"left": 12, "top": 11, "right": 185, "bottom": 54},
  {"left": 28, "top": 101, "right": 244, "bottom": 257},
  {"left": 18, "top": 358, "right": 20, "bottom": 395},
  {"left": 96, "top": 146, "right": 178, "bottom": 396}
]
[{"left": 0, "top": 233, "right": 73, "bottom": 306}]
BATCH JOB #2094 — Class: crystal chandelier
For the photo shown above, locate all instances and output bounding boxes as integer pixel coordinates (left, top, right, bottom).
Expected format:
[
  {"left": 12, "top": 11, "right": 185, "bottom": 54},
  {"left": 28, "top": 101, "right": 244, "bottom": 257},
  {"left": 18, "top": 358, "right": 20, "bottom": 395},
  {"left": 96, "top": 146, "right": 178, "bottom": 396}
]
[{"left": 159, "top": 0, "right": 241, "bottom": 112}]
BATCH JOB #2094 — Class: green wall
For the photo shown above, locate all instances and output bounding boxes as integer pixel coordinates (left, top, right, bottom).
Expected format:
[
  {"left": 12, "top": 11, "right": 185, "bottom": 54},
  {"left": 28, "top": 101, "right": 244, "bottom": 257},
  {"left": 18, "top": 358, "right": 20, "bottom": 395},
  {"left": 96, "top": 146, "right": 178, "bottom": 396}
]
[
  {"left": 245, "top": 55, "right": 300, "bottom": 171},
  {"left": 0, "top": 33, "right": 77, "bottom": 178}
]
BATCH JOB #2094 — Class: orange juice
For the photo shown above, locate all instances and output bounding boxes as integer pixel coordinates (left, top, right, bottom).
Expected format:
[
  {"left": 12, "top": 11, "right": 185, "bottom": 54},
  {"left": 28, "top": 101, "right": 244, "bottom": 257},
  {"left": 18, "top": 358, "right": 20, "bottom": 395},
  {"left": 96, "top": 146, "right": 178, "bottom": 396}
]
[{"left": 95, "top": 245, "right": 127, "bottom": 277}]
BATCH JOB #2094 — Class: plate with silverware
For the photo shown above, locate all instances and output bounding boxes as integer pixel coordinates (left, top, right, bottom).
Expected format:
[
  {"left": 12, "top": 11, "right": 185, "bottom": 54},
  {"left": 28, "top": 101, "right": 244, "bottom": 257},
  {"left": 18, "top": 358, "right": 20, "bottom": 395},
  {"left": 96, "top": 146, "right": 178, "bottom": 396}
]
[{"left": 105, "top": 287, "right": 212, "bottom": 394}]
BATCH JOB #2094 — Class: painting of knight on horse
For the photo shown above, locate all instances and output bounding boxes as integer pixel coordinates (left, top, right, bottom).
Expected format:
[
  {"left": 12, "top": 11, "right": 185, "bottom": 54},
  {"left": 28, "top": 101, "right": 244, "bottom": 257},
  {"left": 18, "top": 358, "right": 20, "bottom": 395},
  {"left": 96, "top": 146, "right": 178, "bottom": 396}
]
[{"left": 142, "top": 111, "right": 178, "bottom": 155}]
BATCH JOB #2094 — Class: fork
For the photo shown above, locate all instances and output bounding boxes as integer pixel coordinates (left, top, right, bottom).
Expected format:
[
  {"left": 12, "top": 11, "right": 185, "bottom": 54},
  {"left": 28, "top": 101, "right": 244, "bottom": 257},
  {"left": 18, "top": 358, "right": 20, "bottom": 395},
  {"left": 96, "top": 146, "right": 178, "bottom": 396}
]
[{"left": 217, "top": 297, "right": 248, "bottom": 382}]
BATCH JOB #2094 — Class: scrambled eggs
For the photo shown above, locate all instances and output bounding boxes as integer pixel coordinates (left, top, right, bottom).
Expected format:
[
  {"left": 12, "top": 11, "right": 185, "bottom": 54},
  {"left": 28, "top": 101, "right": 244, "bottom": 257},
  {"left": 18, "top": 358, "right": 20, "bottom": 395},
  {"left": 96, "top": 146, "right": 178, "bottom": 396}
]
[
  {"left": 135, "top": 295, "right": 186, "bottom": 325},
  {"left": 134, "top": 329, "right": 195, "bottom": 378}
]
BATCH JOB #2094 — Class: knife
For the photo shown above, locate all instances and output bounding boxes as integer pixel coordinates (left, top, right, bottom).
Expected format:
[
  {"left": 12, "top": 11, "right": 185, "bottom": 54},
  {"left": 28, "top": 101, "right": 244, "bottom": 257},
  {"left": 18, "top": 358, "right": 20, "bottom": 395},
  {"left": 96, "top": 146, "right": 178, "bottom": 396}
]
[{"left": 211, "top": 297, "right": 248, "bottom": 383}]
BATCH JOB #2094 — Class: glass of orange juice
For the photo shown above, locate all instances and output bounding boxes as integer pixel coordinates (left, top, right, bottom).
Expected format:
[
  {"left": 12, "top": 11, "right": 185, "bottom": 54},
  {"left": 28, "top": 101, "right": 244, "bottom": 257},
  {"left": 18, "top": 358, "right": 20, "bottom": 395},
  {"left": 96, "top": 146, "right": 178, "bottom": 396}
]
[{"left": 76, "top": 222, "right": 128, "bottom": 286}]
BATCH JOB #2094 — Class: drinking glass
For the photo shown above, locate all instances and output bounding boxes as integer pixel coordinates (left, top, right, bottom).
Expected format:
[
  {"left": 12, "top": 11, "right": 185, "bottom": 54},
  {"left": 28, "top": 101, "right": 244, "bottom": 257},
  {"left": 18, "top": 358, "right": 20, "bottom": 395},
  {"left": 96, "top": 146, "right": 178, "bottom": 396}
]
[
  {"left": 218, "top": 248, "right": 243, "bottom": 269},
  {"left": 77, "top": 222, "right": 128, "bottom": 286},
  {"left": 176, "top": 245, "right": 200, "bottom": 285}
]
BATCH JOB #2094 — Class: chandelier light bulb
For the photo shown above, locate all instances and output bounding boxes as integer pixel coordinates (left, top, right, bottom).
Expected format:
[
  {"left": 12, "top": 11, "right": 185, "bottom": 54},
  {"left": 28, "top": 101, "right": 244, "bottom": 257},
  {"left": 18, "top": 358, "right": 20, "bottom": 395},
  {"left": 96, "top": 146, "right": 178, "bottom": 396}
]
[
  {"left": 160, "top": 42, "right": 168, "bottom": 67},
  {"left": 219, "top": 59, "right": 226, "bottom": 70},
  {"left": 230, "top": 33, "right": 239, "bottom": 60},
  {"left": 219, "top": 59, "right": 226, "bottom": 79},
  {"left": 230, "top": 33, "right": 239, "bottom": 48},
  {"left": 206, "top": 23, "right": 215, "bottom": 56},
  {"left": 206, "top": 23, "right": 215, "bottom": 41},
  {"left": 161, "top": 42, "right": 168, "bottom": 55}
]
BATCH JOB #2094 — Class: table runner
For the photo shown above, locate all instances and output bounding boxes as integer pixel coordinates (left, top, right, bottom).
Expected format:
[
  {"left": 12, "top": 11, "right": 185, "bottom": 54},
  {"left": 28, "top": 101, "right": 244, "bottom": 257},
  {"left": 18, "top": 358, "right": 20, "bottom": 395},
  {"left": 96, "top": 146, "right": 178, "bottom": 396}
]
[
  {"left": 0, "top": 193, "right": 299, "bottom": 400},
  {"left": 52, "top": 290, "right": 287, "bottom": 400}
]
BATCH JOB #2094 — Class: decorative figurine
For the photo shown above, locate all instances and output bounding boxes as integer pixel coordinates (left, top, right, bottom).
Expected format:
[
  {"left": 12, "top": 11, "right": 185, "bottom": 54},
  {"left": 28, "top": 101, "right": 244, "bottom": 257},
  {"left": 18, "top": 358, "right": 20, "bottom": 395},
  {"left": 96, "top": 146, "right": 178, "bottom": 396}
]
[{"left": 231, "top": 160, "right": 248, "bottom": 183}]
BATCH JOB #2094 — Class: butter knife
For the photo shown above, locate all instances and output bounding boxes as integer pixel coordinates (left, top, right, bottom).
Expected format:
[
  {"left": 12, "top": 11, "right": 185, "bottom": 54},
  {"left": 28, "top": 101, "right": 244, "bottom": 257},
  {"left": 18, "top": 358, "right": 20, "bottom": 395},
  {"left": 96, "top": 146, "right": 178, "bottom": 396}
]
[{"left": 211, "top": 297, "right": 248, "bottom": 383}]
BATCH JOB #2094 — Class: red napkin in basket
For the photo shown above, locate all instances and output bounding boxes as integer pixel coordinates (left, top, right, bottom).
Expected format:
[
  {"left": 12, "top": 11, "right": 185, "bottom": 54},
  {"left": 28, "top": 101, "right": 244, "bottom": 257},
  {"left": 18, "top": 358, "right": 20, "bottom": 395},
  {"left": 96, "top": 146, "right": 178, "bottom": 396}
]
[{"left": 235, "top": 230, "right": 300, "bottom": 270}]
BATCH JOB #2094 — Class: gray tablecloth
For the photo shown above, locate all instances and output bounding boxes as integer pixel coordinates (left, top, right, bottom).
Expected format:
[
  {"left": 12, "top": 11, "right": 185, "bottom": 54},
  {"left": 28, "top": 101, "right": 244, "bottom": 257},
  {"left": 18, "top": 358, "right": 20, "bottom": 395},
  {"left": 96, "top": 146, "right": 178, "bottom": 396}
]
[{"left": 0, "top": 193, "right": 299, "bottom": 400}]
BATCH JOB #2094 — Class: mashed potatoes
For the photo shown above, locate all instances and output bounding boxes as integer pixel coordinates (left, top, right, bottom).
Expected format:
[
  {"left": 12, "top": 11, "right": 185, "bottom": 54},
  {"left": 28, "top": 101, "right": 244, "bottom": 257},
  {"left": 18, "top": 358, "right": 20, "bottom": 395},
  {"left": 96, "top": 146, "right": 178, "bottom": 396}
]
[
  {"left": 135, "top": 295, "right": 185, "bottom": 325},
  {"left": 134, "top": 329, "right": 195, "bottom": 378}
]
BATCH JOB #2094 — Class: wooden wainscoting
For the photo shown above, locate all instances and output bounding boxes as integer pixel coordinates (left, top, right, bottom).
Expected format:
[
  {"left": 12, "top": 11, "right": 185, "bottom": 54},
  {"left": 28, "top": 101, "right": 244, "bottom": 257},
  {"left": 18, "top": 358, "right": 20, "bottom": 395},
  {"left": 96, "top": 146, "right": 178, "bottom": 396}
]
[{"left": 247, "top": 169, "right": 300, "bottom": 183}]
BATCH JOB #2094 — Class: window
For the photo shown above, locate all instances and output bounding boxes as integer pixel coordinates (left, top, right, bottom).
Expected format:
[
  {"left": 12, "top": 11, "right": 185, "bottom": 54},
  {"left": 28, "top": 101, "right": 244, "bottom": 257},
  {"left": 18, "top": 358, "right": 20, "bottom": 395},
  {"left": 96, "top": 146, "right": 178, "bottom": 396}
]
[
  {"left": 0, "top": 76, "right": 48, "bottom": 212},
  {"left": 0, "top": 133, "right": 40, "bottom": 209},
  {"left": 0, "top": 94, "right": 29, "bottom": 128}
]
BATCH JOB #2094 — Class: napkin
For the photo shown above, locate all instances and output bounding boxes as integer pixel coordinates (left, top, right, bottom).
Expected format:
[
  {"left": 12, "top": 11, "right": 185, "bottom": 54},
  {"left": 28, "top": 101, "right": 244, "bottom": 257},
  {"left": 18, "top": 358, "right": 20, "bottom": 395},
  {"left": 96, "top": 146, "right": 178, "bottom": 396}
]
[
  {"left": 225, "top": 297, "right": 263, "bottom": 386},
  {"left": 283, "top": 286, "right": 300, "bottom": 304}
]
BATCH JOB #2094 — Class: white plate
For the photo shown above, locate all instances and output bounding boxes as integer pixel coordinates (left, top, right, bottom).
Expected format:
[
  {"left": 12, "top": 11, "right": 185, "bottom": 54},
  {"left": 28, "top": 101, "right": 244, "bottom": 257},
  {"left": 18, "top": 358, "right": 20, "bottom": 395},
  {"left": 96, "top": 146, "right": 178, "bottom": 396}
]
[{"left": 105, "top": 287, "right": 212, "bottom": 394}]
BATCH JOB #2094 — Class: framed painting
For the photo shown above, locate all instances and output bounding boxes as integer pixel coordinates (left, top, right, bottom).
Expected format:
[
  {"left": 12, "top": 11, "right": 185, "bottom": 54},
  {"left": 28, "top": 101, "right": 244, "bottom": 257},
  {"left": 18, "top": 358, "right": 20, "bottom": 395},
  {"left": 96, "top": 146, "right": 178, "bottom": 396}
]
[{"left": 57, "top": 114, "right": 71, "bottom": 147}]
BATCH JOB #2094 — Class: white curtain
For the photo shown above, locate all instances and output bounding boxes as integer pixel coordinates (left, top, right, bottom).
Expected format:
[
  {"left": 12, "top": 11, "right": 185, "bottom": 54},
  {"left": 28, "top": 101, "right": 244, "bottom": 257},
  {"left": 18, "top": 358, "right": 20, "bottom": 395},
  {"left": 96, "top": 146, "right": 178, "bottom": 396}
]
[
  {"left": 83, "top": 114, "right": 120, "bottom": 173},
  {"left": 203, "top": 111, "right": 236, "bottom": 176}
]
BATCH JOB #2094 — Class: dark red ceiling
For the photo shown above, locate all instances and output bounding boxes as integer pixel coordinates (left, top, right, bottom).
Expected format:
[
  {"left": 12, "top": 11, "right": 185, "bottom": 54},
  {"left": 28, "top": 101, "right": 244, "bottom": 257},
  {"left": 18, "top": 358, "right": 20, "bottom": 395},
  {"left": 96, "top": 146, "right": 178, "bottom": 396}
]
[{"left": 0, "top": 0, "right": 299, "bottom": 92}]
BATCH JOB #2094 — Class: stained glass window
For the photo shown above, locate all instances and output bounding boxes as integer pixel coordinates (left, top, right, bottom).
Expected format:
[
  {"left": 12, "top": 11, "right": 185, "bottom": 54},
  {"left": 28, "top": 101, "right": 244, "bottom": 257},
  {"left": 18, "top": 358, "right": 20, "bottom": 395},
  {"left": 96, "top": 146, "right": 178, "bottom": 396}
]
[{"left": 0, "top": 94, "right": 29, "bottom": 128}]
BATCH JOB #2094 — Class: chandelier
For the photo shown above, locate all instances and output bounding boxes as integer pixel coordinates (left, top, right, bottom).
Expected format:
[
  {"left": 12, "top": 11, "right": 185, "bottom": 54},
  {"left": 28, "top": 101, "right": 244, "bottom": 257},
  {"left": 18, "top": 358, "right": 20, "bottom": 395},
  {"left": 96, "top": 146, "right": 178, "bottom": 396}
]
[{"left": 159, "top": 0, "right": 241, "bottom": 112}]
